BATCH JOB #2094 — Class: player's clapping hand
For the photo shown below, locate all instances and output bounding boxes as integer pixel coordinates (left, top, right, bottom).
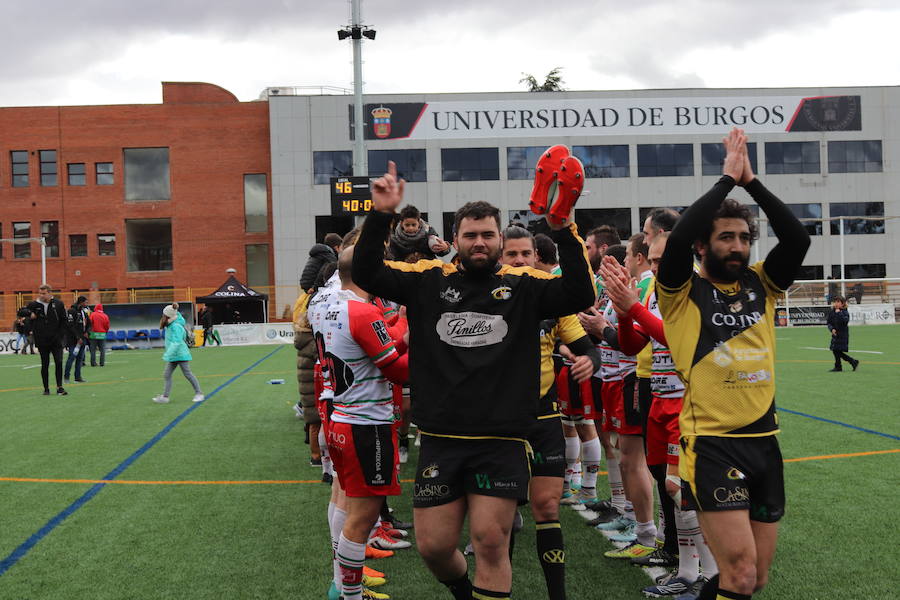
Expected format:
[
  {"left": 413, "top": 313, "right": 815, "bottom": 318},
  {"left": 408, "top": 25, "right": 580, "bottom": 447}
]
[
  {"left": 578, "top": 305, "right": 608, "bottom": 337},
  {"left": 599, "top": 256, "right": 639, "bottom": 316},
  {"left": 722, "top": 127, "right": 747, "bottom": 183},
  {"left": 371, "top": 160, "right": 405, "bottom": 213}
]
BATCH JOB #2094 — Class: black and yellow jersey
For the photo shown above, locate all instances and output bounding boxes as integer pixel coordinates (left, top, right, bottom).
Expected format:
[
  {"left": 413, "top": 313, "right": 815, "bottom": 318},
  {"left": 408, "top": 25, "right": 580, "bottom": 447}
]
[
  {"left": 353, "top": 210, "right": 596, "bottom": 438},
  {"left": 657, "top": 262, "right": 782, "bottom": 438},
  {"left": 538, "top": 314, "right": 588, "bottom": 417}
]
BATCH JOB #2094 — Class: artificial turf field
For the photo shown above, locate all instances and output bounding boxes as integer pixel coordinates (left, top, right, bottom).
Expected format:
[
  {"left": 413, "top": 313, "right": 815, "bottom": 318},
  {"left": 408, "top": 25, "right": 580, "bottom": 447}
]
[{"left": 1, "top": 324, "right": 898, "bottom": 600}]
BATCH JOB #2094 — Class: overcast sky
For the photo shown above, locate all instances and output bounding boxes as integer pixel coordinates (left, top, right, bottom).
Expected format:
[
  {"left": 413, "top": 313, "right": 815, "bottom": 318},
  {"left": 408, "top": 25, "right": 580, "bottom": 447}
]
[{"left": 3, "top": 1, "right": 899, "bottom": 107}]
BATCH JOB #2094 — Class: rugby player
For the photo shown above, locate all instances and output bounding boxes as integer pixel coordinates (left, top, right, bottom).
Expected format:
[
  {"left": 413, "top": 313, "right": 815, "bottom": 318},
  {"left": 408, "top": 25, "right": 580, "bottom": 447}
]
[
  {"left": 353, "top": 162, "right": 595, "bottom": 600},
  {"left": 657, "top": 128, "right": 810, "bottom": 600},
  {"left": 501, "top": 226, "right": 600, "bottom": 600}
]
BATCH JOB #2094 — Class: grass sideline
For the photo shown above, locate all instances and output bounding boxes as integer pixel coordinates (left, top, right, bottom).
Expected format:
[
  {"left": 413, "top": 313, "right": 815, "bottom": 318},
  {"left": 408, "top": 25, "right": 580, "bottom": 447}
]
[{"left": 0, "top": 325, "right": 897, "bottom": 599}]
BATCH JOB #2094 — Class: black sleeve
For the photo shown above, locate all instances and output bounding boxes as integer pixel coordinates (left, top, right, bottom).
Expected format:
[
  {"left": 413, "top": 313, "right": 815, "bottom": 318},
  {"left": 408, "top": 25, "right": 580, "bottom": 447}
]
[
  {"left": 352, "top": 210, "right": 421, "bottom": 306},
  {"left": 602, "top": 325, "right": 620, "bottom": 351},
  {"left": 567, "top": 335, "right": 602, "bottom": 373},
  {"left": 534, "top": 225, "right": 596, "bottom": 317},
  {"left": 657, "top": 176, "right": 736, "bottom": 290},
  {"left": 746, "top": 178, "right": 811, "bottom": 290}
]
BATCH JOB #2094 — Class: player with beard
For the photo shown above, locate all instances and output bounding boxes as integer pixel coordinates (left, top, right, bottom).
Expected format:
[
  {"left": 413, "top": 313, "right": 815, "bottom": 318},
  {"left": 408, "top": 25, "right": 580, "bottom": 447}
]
[
  {"left": 656, "top": 129, "right": 810, "bottom": 600},
  {"left": 501, "top": 226, "right": 600, "bottom": 600},
  {"left": 352, "top": 162, "right": 595, "bottom": 600}
]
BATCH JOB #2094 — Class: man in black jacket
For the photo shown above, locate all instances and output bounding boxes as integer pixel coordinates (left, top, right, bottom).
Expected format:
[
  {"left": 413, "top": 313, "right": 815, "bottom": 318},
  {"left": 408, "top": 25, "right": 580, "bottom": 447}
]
[
  {"left": 26, "top": 285, "right": 69, "bottom": 395},
  {"left": 64, "top": 295, "right": 90, "bottom": 383},
  {"left": 299, "top": 233, "right": 342, "bottom": 292}
]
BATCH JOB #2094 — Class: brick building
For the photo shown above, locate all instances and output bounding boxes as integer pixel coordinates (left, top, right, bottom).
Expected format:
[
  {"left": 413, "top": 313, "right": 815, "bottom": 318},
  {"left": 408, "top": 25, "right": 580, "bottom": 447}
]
[{"left": 0, "top": 82, "right": 272, "bottom": 321}]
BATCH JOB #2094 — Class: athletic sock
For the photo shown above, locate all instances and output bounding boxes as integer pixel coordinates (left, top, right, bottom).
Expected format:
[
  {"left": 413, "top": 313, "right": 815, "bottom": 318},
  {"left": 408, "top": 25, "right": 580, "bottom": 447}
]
[
  {"left": 330, "top": 507, "right": 348, "bottom": 592},
  {"left": 336, "top": 533, "right": 366, "bottom": 600},
  {"left": 649, "top": 464, "right": 677, "bottom": 552},
  {"left": 635, "top": 520, "right": 657, "bottom": 547},
  {"left": 439, "top": 572, "right": 473, "bottom": 600},
  {"left": 690, "top": 512, "right": 718, "bottom": 578},
  {"left": 715, "top": 591, "right": 751, "bottom": 600},
  {"left": 606, "top": 457, "right": 625, "bottom": 513},
  {"left": 623, "top": 500, "right": 635, "bottom": 521},
  {"left": 472, "top": 586, "right": 511, "bottom": 599},
  {"left": 564, "top": 435, "right": 580, "bottom": 493},
  {"left": 535, "top": 520, "right": 566, "bottom": 600},
  {"left": 697, "top": 574, "right": 719, "bottom": 600},
  {"left": 673, "top": 508, "right": 700, "bottom": 582},
  {"left": 580, "top": 438, "right": 602, "bottom": 490},
  {"left": 380, "top": 498, "right": 391, "bottom": 521}
]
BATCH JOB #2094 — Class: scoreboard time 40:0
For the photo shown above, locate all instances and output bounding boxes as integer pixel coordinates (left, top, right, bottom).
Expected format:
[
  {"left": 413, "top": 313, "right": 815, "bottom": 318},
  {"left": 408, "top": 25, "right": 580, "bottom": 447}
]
[{"left": 330, "top": 176, "right": 374, "bottom": 216}]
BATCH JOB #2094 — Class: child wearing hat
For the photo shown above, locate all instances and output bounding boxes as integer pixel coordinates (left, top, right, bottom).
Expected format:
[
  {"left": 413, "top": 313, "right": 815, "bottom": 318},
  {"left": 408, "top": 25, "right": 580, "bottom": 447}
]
[{"left": 153, "top": 304, "right": 204, "bottom": 403}]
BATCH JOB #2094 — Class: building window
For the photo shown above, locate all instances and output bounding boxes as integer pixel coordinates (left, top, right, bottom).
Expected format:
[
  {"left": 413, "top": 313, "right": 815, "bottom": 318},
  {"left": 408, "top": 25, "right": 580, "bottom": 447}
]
[
  {"left": 96, "top": 162, "right": 114, "bottom": 185},
  {"left": 68, "top": 163, "right": 86, "bottom": 186},
  {"left": 574, "top": 208, "right": 632, "bottom": 242},
  {"left": 11, "top": 151, "right": 29, "bottom": 187},
  {"left": 701, "top": 143, "right": 758, "bottom": 176},
  {"left": 98, "top": 233, "right": 116, "bottom": 256},
  {"left": 41, "top": 221, "right": 60, "bottom": 258},
  {"left": 831, "top": 264, "right": 886, "bottom": 279},
  {"left": 764, "top": 141, "right": 820, "bottom": 174},
  {"left": 506, "top": 147, "right": 546, "bottom": 180},
  {"left": 441, "top": 148, "right": 499, "bottom": 181},
  {"left": 829, "top": 202, "right": 884, "bottom": 235},
  {"left": 637, "top": 144, "right": 693, "bottom": 177},
  {"left": 124, "top": 148, "right": 170, "bottom": 201},
  {"left": 13, "top": 222, "right": 31, "bottom": 258},
  {"left": 314, "top": 215, "right": 355, "bottom": 243},
  {"left": 39, "top": 150, "right": 57, "bottom": 186},
  {"left": 70, "top": 234, "right": 88, "bottom": 257},
  {"left": 442, "top": 211, "right": 457, "bottom": 240},
  {"left": 313, "top": 151, "right": 353, "bottom": 185},
  {"left": 574, "top": 145, "right": 630, "bottom": 178},
  {"left": 126, "top": 219, "right": 172, "bottom": 271},
  {"left": 796, "top": 265, "right": 824, "bottom": 281},
  {"left": 368, "top": 149, "right": 426, "bottom": 182},
  {"left": 828, "top": 140, "right": 882, "bottom": 173},
  {"left": 244, "top": 174, "right": 268, "bottom": 233},
  {"left": 246, "top": 244, "right": 270, "bottom": 288},
  {"left": 767, "top": 204, "right": 822, "bottom": 236}
]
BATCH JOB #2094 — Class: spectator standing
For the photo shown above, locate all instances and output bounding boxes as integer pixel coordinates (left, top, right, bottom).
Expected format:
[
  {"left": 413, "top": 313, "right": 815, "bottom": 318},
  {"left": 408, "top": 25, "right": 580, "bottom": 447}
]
[
  {"left": 199, "top": 305, "right": 221, "bottom": 346},
  {"left": 64, "top": 296, "right": 90, "bottom": 383},
  {"left": 88, "top": 303, "right": 110, "bottom": 366},
  {"left": 827, "top": 296, "right": 859, "bottom": 372},
  {"left": 153, "top": 305, "right": 204, "bottom": 404},
  {"left": 300, "top": 233, "right": 342, "bottom": 292},
  {"left": 388, "top": 204, "right": 451, "bottom": 260},
  {"left": 26, "top": 284, "right": 68, "bottom": 396},
  {"left": 12, "top": 315, "right": 29, "bottom": 354}
]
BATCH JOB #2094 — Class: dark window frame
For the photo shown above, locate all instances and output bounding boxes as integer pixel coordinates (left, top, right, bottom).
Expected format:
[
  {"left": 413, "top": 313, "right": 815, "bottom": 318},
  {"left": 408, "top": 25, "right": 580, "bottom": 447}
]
[
  {"left": 123, "top": 147, "right": 171, "bottom": 201},
  {"left": 243, "top": 173, "right": 268, "bottom": 233},
  {"left": 573, "top": 144, "right": 630, "bottom": 178},
  {"left": 125, "top": 219, "right": 173, "bottom": 272},
  {"left": 827, "top": 140, "right": 882, "bottom": 174},
  {"left": 41, "top": 221, "right": 60, "bottom": 258},
  {"left": 13, "top": 221, "right": 31, "bottom": 258},
  {"left": 313, "top": 150, "right": 353, "bottom": 185},
  {"left": 368, "top": 149, "right": 427, "bottom": 182},
  {"left": 829, "top": 202, "right": 885, "bottom": 235},
  {"left": 11, "top": 150, "right": 29, "bottom": 187},
  {"left": 440, "top": 147, "right": 500, "bottom": 182},
  {"left": 69, "top": 234, "right": 88, "bottom": 257},
  {"left": 39, "top": 150, "right": 58, "bottom": 186},
  {"left": 68, "top": 162, "right": 86, "bottom": 186},
  {"left": 637, "top": 144, "right": 693, "bottom": 177},
  {"left": 97, "top": 233, "right": 116, "bottom": 257},
  {"left": 96, "top": 162, "right": 114, "bottom": 185},
  {"left": 764, "top": 141, "right": 820, "bottom": 175}
]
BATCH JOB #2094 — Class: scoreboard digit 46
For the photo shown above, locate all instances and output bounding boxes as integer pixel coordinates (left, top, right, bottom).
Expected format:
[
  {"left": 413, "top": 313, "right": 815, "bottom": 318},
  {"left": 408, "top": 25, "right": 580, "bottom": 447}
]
[{"left": 330, "top": 176, "right": 374, "bottom": 216}]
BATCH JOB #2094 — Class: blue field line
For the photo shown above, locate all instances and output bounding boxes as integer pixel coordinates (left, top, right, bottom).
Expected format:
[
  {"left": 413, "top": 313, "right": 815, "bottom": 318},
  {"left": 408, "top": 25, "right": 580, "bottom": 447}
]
[
  {"left": 780, "top": 407, "right": 900, "bottom": 441},
  {"left": 0, "top": 345, "right": 285, "bottom": 578}
]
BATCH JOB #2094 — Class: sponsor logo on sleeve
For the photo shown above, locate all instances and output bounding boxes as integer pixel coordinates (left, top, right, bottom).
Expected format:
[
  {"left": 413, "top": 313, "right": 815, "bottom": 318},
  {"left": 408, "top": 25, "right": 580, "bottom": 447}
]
[
  {"left": 372, "top": 320, "right": 391, "bottom": 345},
  {"left": 437, "top": 312, "right": 508, "bottom": 347}
]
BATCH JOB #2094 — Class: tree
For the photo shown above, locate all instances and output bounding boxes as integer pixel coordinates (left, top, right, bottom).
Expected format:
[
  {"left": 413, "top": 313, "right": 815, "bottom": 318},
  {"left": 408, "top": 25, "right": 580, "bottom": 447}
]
[{"left": 519, "top": 67, "right": 565, "bottom": 92}]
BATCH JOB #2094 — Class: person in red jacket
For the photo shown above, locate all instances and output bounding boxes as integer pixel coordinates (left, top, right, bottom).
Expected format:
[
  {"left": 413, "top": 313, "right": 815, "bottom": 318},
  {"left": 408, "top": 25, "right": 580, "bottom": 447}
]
[{"left": 88, "top": 303, "right": 111, "bottom": 367}]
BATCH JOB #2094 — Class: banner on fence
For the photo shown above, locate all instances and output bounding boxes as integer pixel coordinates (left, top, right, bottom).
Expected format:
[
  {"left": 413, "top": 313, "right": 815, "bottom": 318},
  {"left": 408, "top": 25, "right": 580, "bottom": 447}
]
[{"left": 775, "top": 304, "right": 895, "bottom": 326}]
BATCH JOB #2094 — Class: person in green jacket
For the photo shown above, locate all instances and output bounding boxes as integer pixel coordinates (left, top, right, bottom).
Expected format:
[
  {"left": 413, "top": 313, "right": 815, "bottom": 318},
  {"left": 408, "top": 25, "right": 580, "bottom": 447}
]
[{"left": 153, "top": 304, "right": 204, "bottom": 404}]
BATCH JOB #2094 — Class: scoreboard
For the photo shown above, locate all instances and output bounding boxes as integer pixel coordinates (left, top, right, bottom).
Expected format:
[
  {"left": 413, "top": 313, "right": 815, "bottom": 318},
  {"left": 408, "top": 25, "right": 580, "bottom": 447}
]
[{"left": 330, "top": 176, "right": 374, "bottom": 215}]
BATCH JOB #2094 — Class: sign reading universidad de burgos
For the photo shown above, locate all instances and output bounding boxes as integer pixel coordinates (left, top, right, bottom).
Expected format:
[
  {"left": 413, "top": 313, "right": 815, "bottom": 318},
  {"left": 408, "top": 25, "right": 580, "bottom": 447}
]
[{"left": 348, "top": 96, "right": 861, "bottom": 140}]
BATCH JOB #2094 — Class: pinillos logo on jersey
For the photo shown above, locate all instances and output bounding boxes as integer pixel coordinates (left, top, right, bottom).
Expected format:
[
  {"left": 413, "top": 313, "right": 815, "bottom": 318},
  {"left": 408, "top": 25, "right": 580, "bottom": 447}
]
[{"left": 437, "top": 311, "right": 508, "bottom": 347}]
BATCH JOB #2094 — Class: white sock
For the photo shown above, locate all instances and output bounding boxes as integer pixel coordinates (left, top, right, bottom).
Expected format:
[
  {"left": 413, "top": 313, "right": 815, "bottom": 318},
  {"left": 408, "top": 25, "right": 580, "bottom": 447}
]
[
  {"left": 657, "top": 502, "right": 666, "bottom": 544},
  {"left": 636, "top": 520, "right": 657, "bottom": 547},
  {"left": 318, "top": 427, "right": 332, "bottom": 476},
  {"left": 580, "top": 438, "right": 603, "bottom": 490},
  {"left": 624, "top": 500, "right": 635, "bottom": 521},
  {"left": 674, "top": 508, "right": 700, "bottom": 582},
  {"left": 685, "top": 509, "right": 719, "bottom": 577},
  {"left": 337, "top": 533, "right": 366, "bottom": 600},
  {"left": 330, "top": 507, "right": 347, "bottom": 591},
  {"left": 606, "top": 457, "right": 625, "bottom": 513},
  {"left": 564, "top": 435, "right": 580, "bottom": 489}
]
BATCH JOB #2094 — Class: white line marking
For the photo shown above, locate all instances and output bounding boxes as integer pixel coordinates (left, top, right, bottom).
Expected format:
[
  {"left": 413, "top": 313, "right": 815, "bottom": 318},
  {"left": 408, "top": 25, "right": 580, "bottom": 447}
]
[
  {"left": 22, "top": 364, "right": 41, "bottom": 370},
  {"left": 801, "top": 346, "right": 883, "bottom": 354}
]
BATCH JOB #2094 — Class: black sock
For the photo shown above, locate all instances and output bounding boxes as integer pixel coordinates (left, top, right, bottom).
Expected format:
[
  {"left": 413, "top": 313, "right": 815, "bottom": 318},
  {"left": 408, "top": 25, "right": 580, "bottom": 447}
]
[
  {"left": 697, "top": 574, "right": 719, "bottom": 600},
  {"left": 535, "top": 520, "right": 566, "bottom": 600},
  {"left": 439, "top": 572, "right": 473, "bottom": 600},
  {"left": 649, "top": 464, "right": 677, "bottom": 554},
  {"left": 472, "top": 586, "right": 510, "bottom": 599},
  {"left": 379, "top": 498, "right": 391, "bottom": 521},
  {"left": 716, "top": 589, "right": 751, "bottom": 600}
]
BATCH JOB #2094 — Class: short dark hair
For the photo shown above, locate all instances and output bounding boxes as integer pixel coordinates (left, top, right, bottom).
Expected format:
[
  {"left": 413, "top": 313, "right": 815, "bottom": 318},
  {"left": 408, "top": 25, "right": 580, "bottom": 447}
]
[
  {"left": 627, "top": 233, "right": 649, "bottom": 259},
  {"left": 587, "top": 225, "right": 620, "bottom": 247},
  {"left": 502, "top": 225, "right": 534, "bottom": 249},
  {"left": 534, "top": 233, "right": 557, "bottom": 265},
  {"left": 453, "top": 201, "right": 501, "bottom": 236},
  {"left": 341, "top": 227, "right": 361, "bottom": 249},
  {"left": 399, "top": 205, "right": 420, "bottom": 221},
  {"left": 604, "top": 243, "right": 627, "bottom": 266},
  {"left": 324, "top": 233, "right": 343, "bottom": 249},
  {"left": 646, "top": 207, "right": 679, "bottom": 232},
  {"left": 698, "top": 198, "right": 759, "bottom": 248}
]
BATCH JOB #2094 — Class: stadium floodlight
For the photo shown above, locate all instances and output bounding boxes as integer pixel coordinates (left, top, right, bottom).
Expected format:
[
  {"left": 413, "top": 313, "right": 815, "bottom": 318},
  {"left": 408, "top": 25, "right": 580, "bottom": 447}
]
[
  {"left": 362, "top": 29, "right": 376, "bottom": 40},
  {"left": 337, "top": 28, "right": 351, "bottom": 40}
]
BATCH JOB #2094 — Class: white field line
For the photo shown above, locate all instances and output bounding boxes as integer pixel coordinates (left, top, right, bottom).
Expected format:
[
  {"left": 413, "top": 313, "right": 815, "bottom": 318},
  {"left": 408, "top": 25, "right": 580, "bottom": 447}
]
[{"left": 800, "top": 346, "right": 884, "bottom": 354}]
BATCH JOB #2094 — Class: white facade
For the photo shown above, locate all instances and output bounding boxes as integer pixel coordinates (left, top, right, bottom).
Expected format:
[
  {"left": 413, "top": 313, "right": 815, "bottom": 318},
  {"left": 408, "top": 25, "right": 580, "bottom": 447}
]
[{"left": 269, "top": 86, "right": 900, "bottom": 300}]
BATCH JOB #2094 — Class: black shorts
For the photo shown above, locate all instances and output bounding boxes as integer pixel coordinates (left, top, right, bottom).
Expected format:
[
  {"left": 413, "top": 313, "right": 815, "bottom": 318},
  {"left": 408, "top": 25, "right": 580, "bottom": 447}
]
[
  {"left": 528, "top": 416, "right": 566, "bottom": 478},
  {"left": 637, "top": 377, "right": 652, "bottom": 436},
  {"left": 412, "top": 433, "right": 531, "bottom": 508},
  {"left": 680, "top": 435, "right": 785, "bottom": 523},
  {"left": 622, "top": 372, "right": 642, "bottom": 429}
]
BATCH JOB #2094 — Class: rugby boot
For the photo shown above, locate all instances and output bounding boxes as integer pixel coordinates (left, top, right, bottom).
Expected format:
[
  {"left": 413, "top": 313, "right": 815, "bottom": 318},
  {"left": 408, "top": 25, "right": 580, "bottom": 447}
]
[
  {"left": 546, "top": 155, "right": 585, "bottom": 227},
  {"left": 529, "top": 144, "right": 570, "bottom": 215}
]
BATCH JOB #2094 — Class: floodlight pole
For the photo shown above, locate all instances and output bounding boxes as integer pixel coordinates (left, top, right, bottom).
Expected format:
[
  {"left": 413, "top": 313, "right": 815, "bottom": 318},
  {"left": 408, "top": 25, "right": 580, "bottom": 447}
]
[
  {"left": 351, "top": 0, "right": 367, "bottom": 177},
  {"left": 839, "top": 217, "right": 845, "bottom": 297}
]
